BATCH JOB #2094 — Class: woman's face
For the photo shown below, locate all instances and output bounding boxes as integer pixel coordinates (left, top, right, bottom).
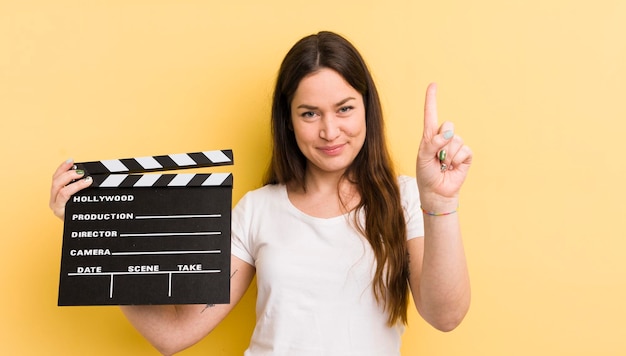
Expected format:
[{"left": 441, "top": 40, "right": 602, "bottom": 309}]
[{"left": 290, "top": 68, "right": 366, "bottom": 177}]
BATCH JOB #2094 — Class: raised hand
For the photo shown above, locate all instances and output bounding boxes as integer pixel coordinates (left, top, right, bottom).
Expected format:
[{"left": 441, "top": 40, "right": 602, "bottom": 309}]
[{"left": 416, "top": 83, "right": 472, "bottom": 204}]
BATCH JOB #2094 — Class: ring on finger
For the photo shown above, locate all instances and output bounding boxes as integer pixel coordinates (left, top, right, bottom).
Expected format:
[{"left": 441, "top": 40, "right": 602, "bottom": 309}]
[
  {"left": 438, "top": 149, "right": 447, "bottom": 162},
  {"left": 438, "top": 149, "right": 448, "bottom": 171}
]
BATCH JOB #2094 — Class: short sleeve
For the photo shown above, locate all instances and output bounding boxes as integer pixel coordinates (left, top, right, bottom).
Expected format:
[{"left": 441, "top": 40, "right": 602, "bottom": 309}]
[
  {"left": 231, "top": 192, "right": 256, "bottom": 266},
  {"left": 398, "top": 175, "right": 424, "bottom": 240}
]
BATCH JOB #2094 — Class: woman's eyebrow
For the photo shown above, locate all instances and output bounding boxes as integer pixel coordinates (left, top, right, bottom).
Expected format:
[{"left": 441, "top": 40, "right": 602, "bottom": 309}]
[
  {"left": 295, "top": 97, "right": 356, "bottom": 110},
  {"left": 335, "top": 97, "right": 356, "bottom": 107},
  {"left": 296, "top": 103, "right": 318, "bottom": 110}
]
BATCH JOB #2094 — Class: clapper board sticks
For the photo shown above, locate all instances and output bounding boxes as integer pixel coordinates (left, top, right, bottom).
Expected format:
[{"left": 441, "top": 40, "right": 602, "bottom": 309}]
[{"left": 58, "top": 150, "right": 233, "bottom": 306}]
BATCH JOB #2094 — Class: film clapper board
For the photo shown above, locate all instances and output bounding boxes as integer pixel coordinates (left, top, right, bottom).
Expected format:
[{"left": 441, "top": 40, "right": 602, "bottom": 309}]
[{"left": 58, "top": 150, "right": 233, "bottom": 306}]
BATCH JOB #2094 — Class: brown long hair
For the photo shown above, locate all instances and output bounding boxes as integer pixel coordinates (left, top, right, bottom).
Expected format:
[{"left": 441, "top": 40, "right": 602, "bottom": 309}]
[{"left": 264, "top": 31, "right": 409, "bottom": 325}]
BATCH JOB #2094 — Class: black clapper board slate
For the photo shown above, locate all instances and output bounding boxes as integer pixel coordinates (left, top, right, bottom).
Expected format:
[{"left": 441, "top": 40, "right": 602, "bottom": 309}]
[{"left": 58, "top": 150, "right": 233, "bottom": 306}]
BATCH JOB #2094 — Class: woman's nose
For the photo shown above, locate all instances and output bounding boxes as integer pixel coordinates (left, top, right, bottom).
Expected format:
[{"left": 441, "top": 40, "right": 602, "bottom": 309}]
[{"left": 320, "top": 115, "right": 340, "bottom": 141}]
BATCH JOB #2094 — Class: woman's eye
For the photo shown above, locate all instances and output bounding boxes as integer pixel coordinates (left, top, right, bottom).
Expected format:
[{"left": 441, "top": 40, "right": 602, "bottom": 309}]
[
  {"left": 339, "top": 106, "right": 354, "bottom": 113},
  {"left": 302, "top": 111, "right": 316, "bottom": 118}
]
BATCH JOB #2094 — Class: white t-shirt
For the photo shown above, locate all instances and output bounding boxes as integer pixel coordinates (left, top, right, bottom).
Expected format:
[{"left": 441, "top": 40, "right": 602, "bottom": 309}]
[{"left": 231, "top": 175, "right": 424, "bottom": 356}]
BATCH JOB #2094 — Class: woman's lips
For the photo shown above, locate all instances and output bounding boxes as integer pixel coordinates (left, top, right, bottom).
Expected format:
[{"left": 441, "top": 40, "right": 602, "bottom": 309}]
[{"left": 318, "top": 144, "right": 345, "bottom": 155}]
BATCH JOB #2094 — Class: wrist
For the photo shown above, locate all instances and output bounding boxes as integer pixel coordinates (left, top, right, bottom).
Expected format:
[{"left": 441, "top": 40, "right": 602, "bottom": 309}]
[
  {"left": 421, "top": 205, "right": 458, "bottom": 216},
  {"left": 418, "top": 193, "right": 459, "bottom": 213}
]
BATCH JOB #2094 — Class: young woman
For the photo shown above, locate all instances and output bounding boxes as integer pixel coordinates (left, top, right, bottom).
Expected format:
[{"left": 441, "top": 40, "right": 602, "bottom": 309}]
[{"left": 50, "top": 31, "right": 472, "bottom": 355}]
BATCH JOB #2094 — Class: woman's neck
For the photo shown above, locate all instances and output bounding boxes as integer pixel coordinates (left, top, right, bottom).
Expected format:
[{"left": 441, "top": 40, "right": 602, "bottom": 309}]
[{"left": 287, "top": 169, "right": 360, "bottom": 218}]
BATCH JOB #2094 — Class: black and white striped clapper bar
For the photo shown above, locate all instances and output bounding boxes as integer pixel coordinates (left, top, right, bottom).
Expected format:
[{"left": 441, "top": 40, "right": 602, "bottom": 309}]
[{"left": 58, "top": 150, "right": 234, "bottom": 306}]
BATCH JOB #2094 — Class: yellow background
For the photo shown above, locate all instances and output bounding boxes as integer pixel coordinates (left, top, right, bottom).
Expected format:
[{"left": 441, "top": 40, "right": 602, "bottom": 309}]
[{"left": 2, "top": 0, "right": 625, "bottom": 355}]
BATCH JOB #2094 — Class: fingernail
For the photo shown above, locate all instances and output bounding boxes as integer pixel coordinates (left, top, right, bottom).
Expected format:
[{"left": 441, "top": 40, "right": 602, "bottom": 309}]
[
  {"left": 84, "top": 176, "right": 92, "bottom": 183},
  {"left": 75, "top": 169, "right": 85, "bottom": 175},
  {"left": 443, "top": 130, "right": 454, "bottom": 140},
  {"left": 65, "top": 158, "right": 74, "bottom": 164}
]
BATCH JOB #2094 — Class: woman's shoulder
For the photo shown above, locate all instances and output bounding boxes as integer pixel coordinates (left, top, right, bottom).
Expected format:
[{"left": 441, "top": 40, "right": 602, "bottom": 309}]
[
  {"left": 396, "top": 175, "right": 416, "bottom": 188},
  {"left": 244, "top": 183, "right": 284, "bottom": 198},
  {"left": 235, "top": 183, "right": 286, "bottom": 208},
  {"left": 396, "top": 175, "right": 419, "bottom": 201}
]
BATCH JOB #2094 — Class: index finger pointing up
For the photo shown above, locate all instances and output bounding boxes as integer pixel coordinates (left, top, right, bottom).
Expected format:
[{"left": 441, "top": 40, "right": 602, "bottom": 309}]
[{"left": 423, "top": 82, "right": 439, "bottom": 139}]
